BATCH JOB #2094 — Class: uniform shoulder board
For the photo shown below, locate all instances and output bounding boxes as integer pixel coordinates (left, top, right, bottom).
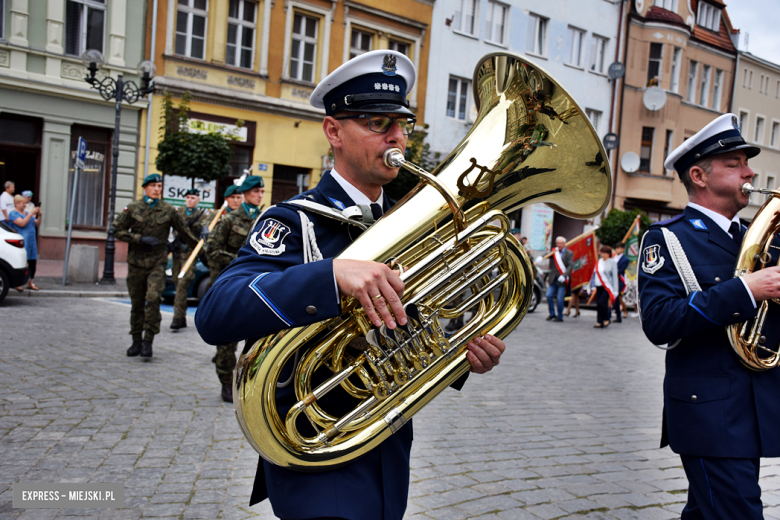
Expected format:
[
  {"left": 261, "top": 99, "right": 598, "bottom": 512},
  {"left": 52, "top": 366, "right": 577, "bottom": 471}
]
[{"left": 649, "top": 214, "right": 684, "bottom": 229}]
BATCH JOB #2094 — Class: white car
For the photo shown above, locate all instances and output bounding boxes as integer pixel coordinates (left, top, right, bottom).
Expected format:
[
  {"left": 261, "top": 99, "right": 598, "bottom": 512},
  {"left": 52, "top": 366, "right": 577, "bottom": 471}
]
[{"left": 0, "top": 220, "right": 29, "bottom": 303}]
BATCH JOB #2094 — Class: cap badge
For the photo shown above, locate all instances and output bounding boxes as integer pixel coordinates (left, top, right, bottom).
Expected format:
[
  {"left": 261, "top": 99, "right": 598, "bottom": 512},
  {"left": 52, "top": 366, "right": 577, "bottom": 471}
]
[
  {"left": 382, "top": 54, "right": 397, "bottom": 76},
  {"left": 732, "top": 115, "right": 739, "bottom": 130}
]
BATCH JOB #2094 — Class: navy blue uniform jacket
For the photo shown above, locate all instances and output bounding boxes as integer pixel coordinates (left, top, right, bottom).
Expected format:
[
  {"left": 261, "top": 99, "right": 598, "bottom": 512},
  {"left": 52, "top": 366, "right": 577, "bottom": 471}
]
[
  {"left": 616, "top": 254, "right": 628, "bottom": 292},
  {"left": 197, "top": 171, "right": 452, "bottom": 520},
  {"left": 638, "top": 206, "right": 780, "bottom": 458}
]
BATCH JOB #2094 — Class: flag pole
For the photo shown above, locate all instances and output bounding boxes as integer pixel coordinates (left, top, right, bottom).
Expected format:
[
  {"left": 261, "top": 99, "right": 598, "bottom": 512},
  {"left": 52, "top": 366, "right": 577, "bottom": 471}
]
[{"left": 620, "top": 214, "right": 641, "bottom": 245}]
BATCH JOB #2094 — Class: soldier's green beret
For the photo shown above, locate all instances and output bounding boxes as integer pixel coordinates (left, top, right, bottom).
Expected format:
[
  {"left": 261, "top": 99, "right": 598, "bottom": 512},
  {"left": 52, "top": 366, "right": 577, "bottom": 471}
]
[
  {"left": 224, "top": 185, "right": 239, "bottom": 197},
  {"left": 238, "top": 175, "right": 264, "bottom": 192},
  {"left": 185, "top": 188, "right": 200, "bottom": 196},
  {"left": 142, "top": 173, "right": 163, "bottom": 186}
]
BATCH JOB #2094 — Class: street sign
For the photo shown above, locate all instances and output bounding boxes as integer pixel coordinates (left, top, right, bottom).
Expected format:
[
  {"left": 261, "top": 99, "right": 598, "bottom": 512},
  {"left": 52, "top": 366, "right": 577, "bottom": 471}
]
[
  {"left": 257, "top": 163, "right": 268, "bottom": 171},
  {"left": 608, "top": 62, "right": 625, "bottom": 80},
  {"left": 603, "top": 133, "right": 619, "bottom": 150},
  {"left": 76, "top": 137, "right": 87, "bottom": 169}
]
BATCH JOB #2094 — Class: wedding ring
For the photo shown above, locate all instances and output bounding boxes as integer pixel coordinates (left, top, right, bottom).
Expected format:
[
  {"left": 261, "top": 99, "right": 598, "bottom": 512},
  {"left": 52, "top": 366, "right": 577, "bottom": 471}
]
[{"left": 371, "top": 294, "right": 383, "bottom": 301}]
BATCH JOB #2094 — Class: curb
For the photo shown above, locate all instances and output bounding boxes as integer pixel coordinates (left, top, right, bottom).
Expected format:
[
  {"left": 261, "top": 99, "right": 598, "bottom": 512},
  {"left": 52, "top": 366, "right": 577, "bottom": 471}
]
[{"left": 8, "top": 290, "right": 129, "bottom": 298}]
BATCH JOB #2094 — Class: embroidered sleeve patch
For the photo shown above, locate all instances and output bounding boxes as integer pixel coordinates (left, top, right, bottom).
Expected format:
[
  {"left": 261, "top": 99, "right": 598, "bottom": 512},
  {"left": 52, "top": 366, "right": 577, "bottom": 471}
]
[
  {"left": 250, "top": 219, "right": 292, "bottom": 256},
  {"left": 641, "top": 244, "right": 665, "bottom": 275}
]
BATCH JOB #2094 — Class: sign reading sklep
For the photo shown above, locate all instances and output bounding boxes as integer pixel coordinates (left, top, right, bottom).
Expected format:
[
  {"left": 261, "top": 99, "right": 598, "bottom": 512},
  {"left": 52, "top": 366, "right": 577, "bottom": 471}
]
[
  {"left": 163, "top": 175, "right": 216, "bottom": 209},
  {"left": 13, "top": 483, "right": 124, "bottom": 509},
  {"left": 187, "top": 118, "right": 247, "bottom": 142}
]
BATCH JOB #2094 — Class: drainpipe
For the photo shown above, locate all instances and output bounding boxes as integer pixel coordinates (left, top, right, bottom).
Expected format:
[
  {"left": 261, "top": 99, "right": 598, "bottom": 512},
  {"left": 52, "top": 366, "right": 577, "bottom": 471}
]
[
  {"left": 730, "top": 49, "right": 740, "bottom": 115},
  {"left": 143, "top": 0, "right": 159, "bottom": 178},
  {"left": 610, "top": 1, "right": 630, "bottom": 211}
]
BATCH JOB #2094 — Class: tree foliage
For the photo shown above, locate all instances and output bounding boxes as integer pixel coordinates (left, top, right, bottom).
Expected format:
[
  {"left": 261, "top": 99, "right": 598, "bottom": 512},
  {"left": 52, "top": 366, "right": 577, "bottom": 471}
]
[
  {"left": 595, "top": 208, "right": 652, "bottom": 247},
  {"left": 384, "top": 123, "right": 442, "bottom": 201},
  {"left": 155, "top": 91, "right": 238, "bottom": 182}
]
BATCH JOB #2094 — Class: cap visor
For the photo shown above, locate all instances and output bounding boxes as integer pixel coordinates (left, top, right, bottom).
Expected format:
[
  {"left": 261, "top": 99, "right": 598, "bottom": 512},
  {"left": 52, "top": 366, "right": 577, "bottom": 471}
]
[
  {"left": 712, "top": 143, "right": 761, "bottom": 159},
  {"left": 342, "top": 103, "right": 416, "bottom": 117}
]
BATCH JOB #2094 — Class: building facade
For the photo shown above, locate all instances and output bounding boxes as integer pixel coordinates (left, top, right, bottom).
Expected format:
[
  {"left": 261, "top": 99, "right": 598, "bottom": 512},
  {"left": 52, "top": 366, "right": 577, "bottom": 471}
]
[
  {"left": 424, "top": 0, "right": 621, "bottom": 251},
  {"left": 611, "top": 0, "right": 739, "bottom": 222},
  {"left": 0, "top": 0, "right": 147, "bottom": 260},
  {"left": 733, "top": 51, "right": 780, "bottom": 222},
  {"left": 141, "top": 0, "right": 433, "bottom": 209}
]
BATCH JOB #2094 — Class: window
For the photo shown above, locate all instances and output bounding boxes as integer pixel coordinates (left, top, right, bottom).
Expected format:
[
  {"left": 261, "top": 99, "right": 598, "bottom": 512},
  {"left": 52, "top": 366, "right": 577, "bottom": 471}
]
[
  {"left": 175, "top": 0, "right": 207, "bottom": 60},
  {"left": 686, "top": 60, "right": 698, "bottom": 103},
  {"left": 388, "top": 40, "right": 408, "bottom": 56},
  {"left": 655, "top": 0, "right": 678, "bottom": 11},
  {"left": 751, "top": 173, "right": 760, "bottom": 205},
  {"left": 743, "top": 68, "right": 748, "bottom": 88},
  {"left": 454, "top": 0, "right": 478, "bottom": 35},
  {"left": 755, "top": 117, "right": 765, "bottom": 144},
  {"left": 699, "top": 65, "right": 711, "bottom": 107},
  {"left": 664, "top": 130, "right": 674, "bottom": 175},
  {"left": 697, "top": 2, "right": 721, "bottom": 31},
  {"left": 527, "top": 14, "right": 548, "bottom": 56},
  {"left": 226, "top": 0, "right": 256, "bottom": 69},
  {"left": 290, "top": 13, "right": 317, "bottom": 83},
  {"left": 350, "top": 29, "right": 372, "bottom": 59},
  {"left": 65, "top": 0, "right": 105, "bottom": 56},
  {"left": 589, "top": 35, "right": 607, "bottom": 74},
  {"left": 771, "top": 122, "right": 780, "bottom": 148},
  {"left": 0, "top": 0, "right": 4, "bottom": 40},
  {"left": 764, "top": 76, "right": 771, "bottom": 95},
  {"left": 567, "top": 26, "right": 585, "bottom": 67},
  {"left": 586, "top": 109, "right": 602, "bottom": 133},
  {"left": 749, "top": 70, "right": 753, "bottom": 89},
  {"left": 447, "top": 77, "right": 470, "bottom": 120},
  {"left": 776, "top": 80, "right": 780, "bottom": 98},
  {"left": 640, "top": 127, "right": 655, "bottom": 172},
  {"left": 67, "top": 126, "right": 111, "bottom": 229},
  {"left": 759, "top": 74, "right": 765, "bottom": 94},
  {"left": 739, "top": 111, "right": 749, "bottom": 134},
  {"left": 767, "top": 176, "right": 776, "bottom": 193},
  {"left": 484, "top": 1, "right": 507, "bottom": 45},
  {"left": 711, "top": 69, "right": 723, "bottom": 110},
  {"left": 648, "top": 43, "right": 663, "bottom": 85},
  {"left": 668, "top": 47, "right": 681, "bottom": 92}
]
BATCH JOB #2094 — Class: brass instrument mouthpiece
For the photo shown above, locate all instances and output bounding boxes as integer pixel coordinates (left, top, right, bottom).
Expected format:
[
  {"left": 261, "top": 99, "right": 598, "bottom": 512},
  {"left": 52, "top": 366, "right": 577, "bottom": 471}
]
[
  {"left": 742, "top": 183, "right": 755, "bottom": 196},
  {"left": 384, "top": 148, "right": 405, "bottom": 168}
]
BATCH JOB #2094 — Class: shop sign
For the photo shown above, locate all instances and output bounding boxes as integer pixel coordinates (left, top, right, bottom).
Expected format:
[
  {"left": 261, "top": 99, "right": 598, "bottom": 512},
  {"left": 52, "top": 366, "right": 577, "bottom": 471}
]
[
  {"left": 188, "top": 119, "right": 248, "bottom": 143},
  {"left": 163, "top": 175, "right": 216, "bottom": 209}
]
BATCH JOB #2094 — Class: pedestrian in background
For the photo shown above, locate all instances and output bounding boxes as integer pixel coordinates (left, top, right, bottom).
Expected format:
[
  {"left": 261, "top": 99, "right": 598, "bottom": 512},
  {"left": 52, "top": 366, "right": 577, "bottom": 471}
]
[
  {"left": 170, "top": 188, "right": 211, "bottom": 331},
  {"left": 8, "top": 194, "right": 40, "bottom": 291},
  {"left": 612, "top": 242, "right": 628, "bottom": 322},
  {"left": 21, "top": 190, "right": 34, "bottom": 214},
  {"left": 114, "top": 174, "right": 198, "bottom": 360},
  {"left": 589, "top": 245, "right": 618, "bottom": 328},
  {"left": 205, "top": 176, "right": 264, "bottom": 402},
  {"left": 546, "top": 236, "right": 572, "bottom": 322},
  {"left": 0, "top": 181, "right": 14, "bottom": 221}
]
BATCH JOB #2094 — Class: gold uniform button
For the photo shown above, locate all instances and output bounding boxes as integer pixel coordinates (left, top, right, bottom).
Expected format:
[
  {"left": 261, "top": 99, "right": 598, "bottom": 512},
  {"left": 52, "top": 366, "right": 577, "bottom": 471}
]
[
  {"left": 691, "top": 395, "right": 698, "bottom": 402},
  {"left": 715, "top": 277, "right": 721, "bottom": 282},
  {"left": 306, "top": 305, "right": 317, "bottom": 315}
]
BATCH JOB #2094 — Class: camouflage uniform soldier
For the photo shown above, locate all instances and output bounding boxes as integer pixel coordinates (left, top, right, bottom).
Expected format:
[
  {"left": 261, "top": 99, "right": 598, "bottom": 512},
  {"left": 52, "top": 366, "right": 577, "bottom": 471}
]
[
  {"left": 208, "top": 184, "right": 243, "bottom": 286},
  {"left": 170, "top": 188, "right": 211, "bottom": 330},
  {"left": 114, "top": 174, "right": 197, "bottom": 359},
  {"left": 204, "top": 175, "right": 264, "bottom": 401}
]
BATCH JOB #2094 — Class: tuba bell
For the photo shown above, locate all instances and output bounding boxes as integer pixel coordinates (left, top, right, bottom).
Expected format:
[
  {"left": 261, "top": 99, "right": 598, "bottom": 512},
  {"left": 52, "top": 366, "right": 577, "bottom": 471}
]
[
  {"left": 233, "top": 52, "right": 612, "bottom": 470},
  {"left": 727, "top": 183, "right": 780, "bottom": 370}
]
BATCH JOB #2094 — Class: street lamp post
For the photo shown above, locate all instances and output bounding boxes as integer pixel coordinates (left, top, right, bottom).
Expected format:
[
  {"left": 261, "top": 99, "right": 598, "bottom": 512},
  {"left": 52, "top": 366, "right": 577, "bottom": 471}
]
[{"left": 82, "top": 50, "right": 156, "bottom": 285}]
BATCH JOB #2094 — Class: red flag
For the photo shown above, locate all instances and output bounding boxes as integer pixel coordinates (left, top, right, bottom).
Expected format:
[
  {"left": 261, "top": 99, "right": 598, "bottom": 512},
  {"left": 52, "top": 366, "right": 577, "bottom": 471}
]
[{"left": 566, "top": 231, "right": 598, "bottom": 291}]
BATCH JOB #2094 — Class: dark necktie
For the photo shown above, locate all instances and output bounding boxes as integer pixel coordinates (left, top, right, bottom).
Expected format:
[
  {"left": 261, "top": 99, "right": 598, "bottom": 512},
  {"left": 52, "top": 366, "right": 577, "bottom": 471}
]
[
  {"left": 371, "top": 203, "right": 383, "bottom": 221},
  {"left": 729, "top": 221, "right": 744, "bottom": 247}
]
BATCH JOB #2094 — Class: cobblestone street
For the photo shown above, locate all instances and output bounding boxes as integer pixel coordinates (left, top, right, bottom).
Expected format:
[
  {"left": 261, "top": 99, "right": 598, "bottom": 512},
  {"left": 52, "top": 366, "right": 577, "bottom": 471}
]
[{"left": 2, "top": 297, "right": 780, "bottom": 520}]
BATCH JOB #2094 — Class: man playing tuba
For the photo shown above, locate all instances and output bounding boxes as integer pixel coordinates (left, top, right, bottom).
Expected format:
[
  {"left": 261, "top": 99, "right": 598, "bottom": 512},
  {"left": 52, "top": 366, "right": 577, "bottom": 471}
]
[
  {"left": 195, "top": 50, "right": 506, "bottom": 520},
  {"left": 639, "top": 113, "right": 780, "bottom": 519}
]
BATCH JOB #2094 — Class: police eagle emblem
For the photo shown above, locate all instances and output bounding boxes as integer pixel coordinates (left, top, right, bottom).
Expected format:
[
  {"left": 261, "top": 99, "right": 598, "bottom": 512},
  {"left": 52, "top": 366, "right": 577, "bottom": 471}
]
[{"left": 382, "top": 54, "right": 397, "bottom": 76}]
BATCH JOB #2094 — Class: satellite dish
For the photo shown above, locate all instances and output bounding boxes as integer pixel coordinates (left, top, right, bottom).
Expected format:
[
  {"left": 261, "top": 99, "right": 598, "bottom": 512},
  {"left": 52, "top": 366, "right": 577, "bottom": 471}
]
[
  {"left": 608, "top": 62, "right": 625, "bottom": 80},
  {"left": 643, "top": 87, "right": 667, "bottom": 111},
  {"left": 621, "top": 152, "right": 641, "bottom": 173}
]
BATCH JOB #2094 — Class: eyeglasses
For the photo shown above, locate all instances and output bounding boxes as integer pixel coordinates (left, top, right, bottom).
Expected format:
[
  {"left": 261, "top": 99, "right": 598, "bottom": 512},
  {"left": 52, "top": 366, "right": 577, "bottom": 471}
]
[{"left": 334, "top": 114, "right": 416, "bottom": 136}]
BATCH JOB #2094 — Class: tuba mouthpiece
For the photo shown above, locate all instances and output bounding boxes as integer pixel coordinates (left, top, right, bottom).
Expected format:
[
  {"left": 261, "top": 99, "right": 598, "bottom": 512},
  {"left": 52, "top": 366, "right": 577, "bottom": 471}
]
[
  {"left": 384, "top": 148, "right": 405, "bottom": 168},
  {"left": 741, "top": 183, "right": 755, "bottom": 196}
]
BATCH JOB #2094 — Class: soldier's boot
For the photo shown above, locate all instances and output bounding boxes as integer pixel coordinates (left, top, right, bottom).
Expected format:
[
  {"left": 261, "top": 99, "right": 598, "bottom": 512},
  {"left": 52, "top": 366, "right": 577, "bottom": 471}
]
[
  {"left": 141, "top": 338, "right": 153, "bottom": 359},
  {"left": 170, "top": 317, "right": 187, "bottom": 330},
  {"left": 221, "top": 383, "right": 233, "bottom": 403},
  {"left": 127, "top": 339, "right": 143, "bottom": 357}
]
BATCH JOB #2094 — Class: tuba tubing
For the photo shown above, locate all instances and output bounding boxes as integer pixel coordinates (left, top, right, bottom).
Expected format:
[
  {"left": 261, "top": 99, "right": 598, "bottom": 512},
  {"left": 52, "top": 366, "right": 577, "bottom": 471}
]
[{"left": 233, "top": 51, "right": 612, "bottom": 470}]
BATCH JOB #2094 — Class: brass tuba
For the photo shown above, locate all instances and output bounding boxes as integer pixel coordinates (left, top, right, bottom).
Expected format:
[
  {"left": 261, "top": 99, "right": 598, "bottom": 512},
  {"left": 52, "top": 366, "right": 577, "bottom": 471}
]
[
  {"left": 727, "top": 183, "right": 780, "bottom": 370},
  {"left": 234, "top": 52, "right": 612, "bottom": 470}
]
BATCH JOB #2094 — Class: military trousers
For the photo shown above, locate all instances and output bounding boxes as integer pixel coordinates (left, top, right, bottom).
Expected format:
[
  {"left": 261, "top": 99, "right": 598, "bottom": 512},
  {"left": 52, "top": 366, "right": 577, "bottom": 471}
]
[
  {"left": 126, "top": 258, "right": 167, "bottom": 340},
  {"left": 216, "top": 343, "right": 238, "bottom": 385},
  {"left": 172, "top": 252, "right": 196, "bottom": 320}
]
